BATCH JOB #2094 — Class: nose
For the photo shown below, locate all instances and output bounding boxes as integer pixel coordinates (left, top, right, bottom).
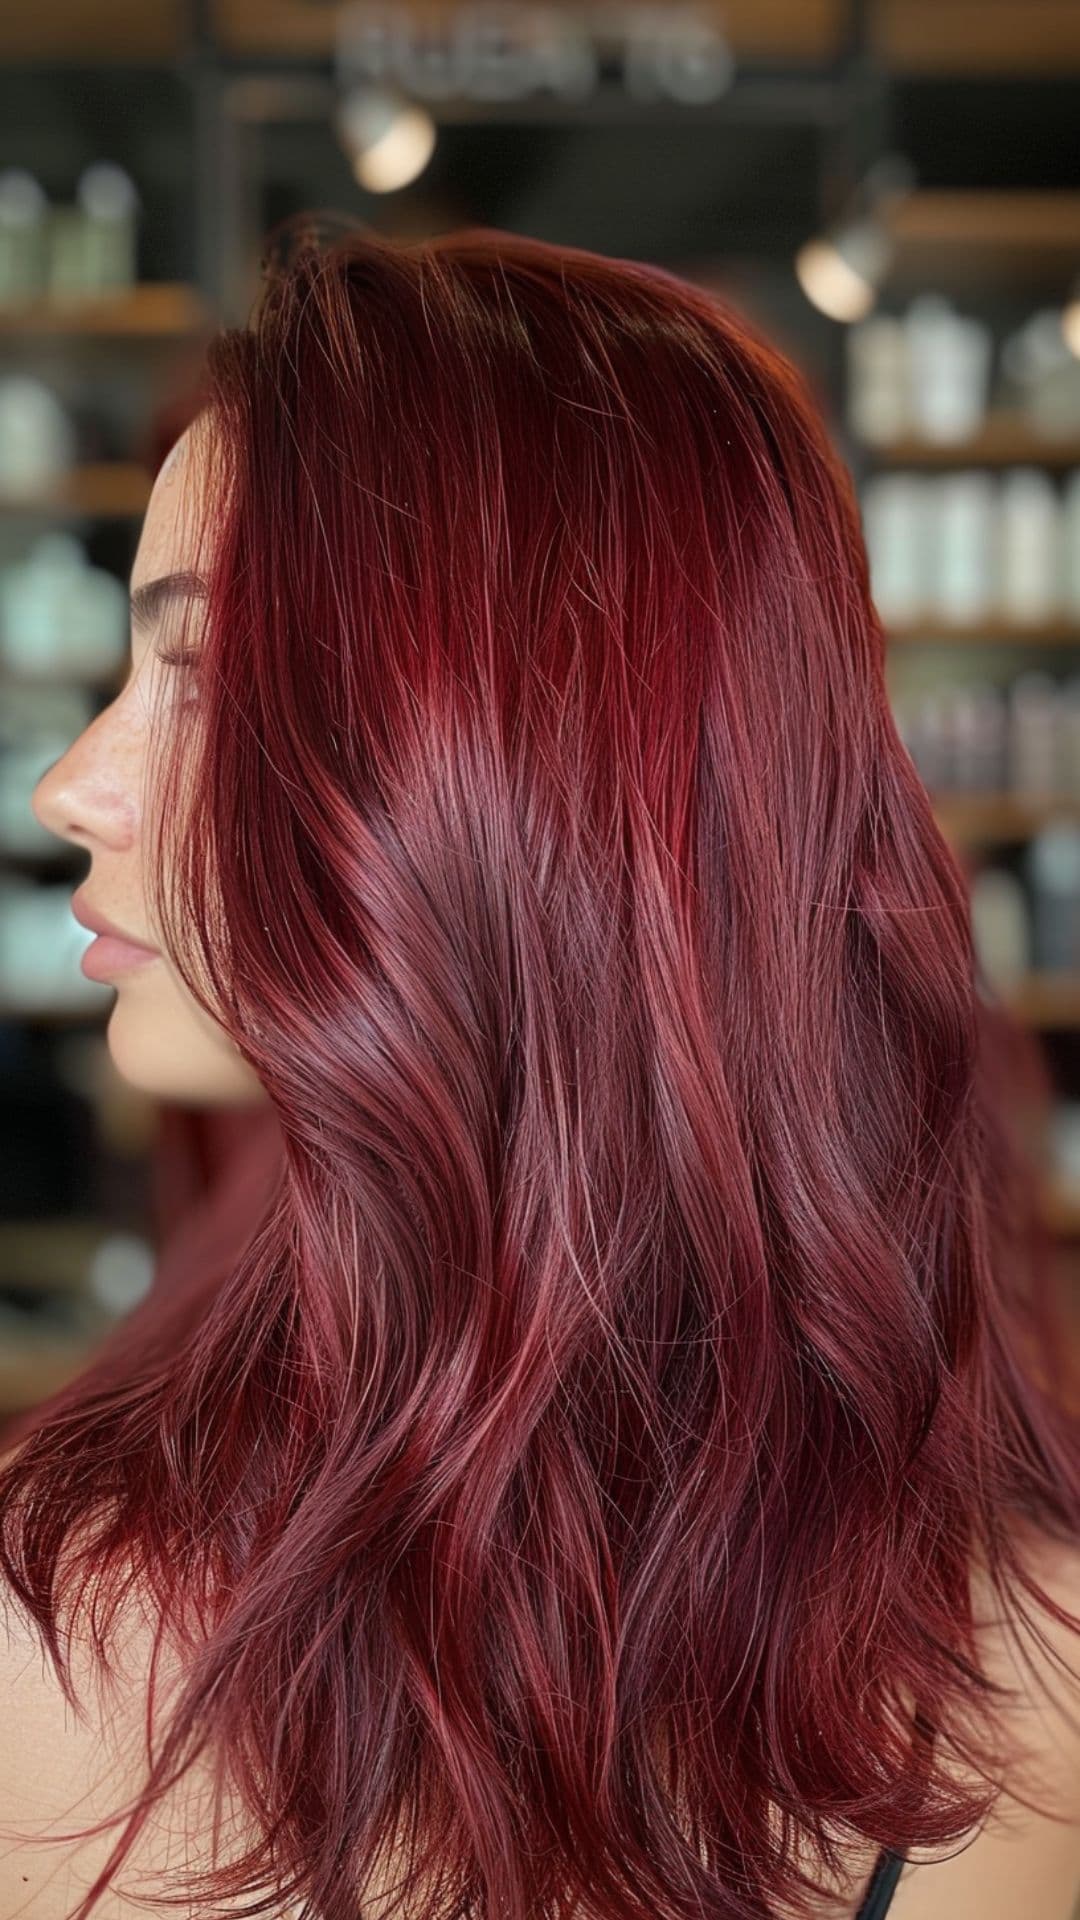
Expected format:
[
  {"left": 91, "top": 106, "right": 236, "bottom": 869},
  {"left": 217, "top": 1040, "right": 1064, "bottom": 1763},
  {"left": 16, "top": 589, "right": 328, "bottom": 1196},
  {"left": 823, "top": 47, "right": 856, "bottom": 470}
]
[{"left": 31, "top": 706, "right": 138, "bottom": 855}]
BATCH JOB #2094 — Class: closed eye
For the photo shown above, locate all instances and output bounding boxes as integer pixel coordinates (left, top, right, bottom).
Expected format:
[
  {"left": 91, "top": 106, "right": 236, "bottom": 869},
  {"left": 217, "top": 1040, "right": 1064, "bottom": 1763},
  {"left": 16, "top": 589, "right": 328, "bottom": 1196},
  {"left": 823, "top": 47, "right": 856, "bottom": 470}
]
[{"left": 152, "top": 642, "right": 203, "bottom": 712}]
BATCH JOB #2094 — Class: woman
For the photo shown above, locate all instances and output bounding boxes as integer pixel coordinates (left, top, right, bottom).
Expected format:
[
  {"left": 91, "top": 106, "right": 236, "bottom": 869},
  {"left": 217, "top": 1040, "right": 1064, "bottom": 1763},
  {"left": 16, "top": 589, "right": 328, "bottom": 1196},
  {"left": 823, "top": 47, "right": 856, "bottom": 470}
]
[{"left": 1, "top": 216, "right": 1078, "bottom": 1920}]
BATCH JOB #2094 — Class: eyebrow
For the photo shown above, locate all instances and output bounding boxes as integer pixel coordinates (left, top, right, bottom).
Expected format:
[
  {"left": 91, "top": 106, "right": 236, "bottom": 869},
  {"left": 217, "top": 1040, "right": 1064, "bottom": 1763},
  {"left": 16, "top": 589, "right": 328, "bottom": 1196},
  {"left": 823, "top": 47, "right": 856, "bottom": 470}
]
[{"left": 129, "top": 569, "right": 211, "bottom": 634}]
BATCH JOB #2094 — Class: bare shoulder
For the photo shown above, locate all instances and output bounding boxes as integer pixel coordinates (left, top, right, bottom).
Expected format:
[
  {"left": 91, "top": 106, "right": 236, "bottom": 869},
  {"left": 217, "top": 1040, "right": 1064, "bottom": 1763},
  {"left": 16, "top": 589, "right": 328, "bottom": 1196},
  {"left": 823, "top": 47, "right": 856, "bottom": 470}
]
[
  {"left": 0, "top": 1565, "right": 146, "bottom": 1918},
  {"left": 0, "top": 1548, "right": 226, "bottom": 1919},
  {"left": 890, "top": 1527, "right": 1080, "bottom": 1920},
  {"left": 0, "top": 1472, "right": 265, "bottom": 1920}
]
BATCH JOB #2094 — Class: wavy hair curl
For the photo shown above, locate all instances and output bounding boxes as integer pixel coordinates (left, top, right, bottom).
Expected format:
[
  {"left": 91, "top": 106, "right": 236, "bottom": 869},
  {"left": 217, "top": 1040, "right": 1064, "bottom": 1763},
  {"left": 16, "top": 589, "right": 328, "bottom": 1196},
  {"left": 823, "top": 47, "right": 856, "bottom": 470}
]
[{"left": 1, "top": 217, "right": 1078, "bottom": 1920}]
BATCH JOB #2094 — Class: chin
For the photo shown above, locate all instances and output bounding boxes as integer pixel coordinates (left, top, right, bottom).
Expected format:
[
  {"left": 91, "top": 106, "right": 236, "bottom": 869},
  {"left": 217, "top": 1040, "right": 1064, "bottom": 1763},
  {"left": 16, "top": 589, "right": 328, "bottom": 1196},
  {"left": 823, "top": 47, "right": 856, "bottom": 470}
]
[{"left": 104, "top": 995, "right": 268, "bottom": 1108}]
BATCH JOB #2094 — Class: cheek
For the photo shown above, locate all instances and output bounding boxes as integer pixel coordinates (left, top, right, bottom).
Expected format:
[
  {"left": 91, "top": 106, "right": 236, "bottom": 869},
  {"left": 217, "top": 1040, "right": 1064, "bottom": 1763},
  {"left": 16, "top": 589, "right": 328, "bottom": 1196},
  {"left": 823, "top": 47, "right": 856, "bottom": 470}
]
[{"left": 137, "top": 698, "right": 204, "bottom": 853}]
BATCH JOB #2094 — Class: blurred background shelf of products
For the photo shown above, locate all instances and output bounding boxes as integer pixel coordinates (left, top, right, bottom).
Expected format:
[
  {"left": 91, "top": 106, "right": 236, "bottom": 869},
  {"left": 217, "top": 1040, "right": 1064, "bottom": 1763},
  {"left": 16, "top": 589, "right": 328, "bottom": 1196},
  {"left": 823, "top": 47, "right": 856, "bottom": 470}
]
[{"left": 4, "top": 0, "right": 1080, "bottom": 1441}]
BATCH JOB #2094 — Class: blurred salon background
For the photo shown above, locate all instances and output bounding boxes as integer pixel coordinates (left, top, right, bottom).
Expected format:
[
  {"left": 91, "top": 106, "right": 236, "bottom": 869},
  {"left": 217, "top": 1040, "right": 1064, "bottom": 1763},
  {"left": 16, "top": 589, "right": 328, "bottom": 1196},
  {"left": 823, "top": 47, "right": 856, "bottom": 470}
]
[{"left": 3, "top": 0, "right": 1080, "bottom": 1445}]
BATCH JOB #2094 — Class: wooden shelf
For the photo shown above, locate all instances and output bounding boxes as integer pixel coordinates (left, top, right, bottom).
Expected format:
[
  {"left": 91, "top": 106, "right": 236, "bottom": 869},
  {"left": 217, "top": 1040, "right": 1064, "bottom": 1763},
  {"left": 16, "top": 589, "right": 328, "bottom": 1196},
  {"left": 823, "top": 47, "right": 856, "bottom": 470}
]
[
  {"left": 213, "top": 0, "right": 846, "bottom": 62},
  {"left": 1040, "top": 1181, "right": 1080, "bottom": 1239},
  {"left": 999, "top": 974, "right": 1080, "bottom": 1031},
  {"left": 886, "top": 190, "right": 1080, "bottom": 254},
  {"left": 0, "top": 1, "right": 184, "bottom": 61},
  {"left": 863, "top": 414, "right": 1080, "bottom": 468},
  {"left": 0, "top": 1335, "right": 99, "bottom": 1414},
  {"left": 0, "top": 1219, "right": 118, "bottom": 1290},
  {"left": 878, "top": 189, "right": 1080, "bottom": 287},
  {"left": 932, "top": 792, "right": 1080, "bottom": 843},
  {"left": 0, "top": 462, "right": 151, "bottom": 518},
  {"left": 888, "top": 619, "right": 1080, "bottom": 647},
  {"left": 873, "top": 7, "right": 1080, "bottom": 77},
  {"left": 0, "top": 282, "right": 211, "bottom": 338}
]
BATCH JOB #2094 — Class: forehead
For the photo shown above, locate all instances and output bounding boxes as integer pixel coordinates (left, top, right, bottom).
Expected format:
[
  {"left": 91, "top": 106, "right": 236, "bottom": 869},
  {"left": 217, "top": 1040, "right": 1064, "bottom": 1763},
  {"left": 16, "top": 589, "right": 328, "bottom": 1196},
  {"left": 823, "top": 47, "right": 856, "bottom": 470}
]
[{"left": 131, "top": 417, "right": 212, "bottom": 593}]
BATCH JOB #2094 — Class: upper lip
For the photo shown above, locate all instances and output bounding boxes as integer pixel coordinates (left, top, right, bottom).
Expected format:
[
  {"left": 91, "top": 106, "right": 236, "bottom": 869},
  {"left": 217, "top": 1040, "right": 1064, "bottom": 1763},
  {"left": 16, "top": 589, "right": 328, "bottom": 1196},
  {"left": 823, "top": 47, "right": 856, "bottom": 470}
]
[{"left": 70, "top": 890, "right": 158, "bottom": 951}]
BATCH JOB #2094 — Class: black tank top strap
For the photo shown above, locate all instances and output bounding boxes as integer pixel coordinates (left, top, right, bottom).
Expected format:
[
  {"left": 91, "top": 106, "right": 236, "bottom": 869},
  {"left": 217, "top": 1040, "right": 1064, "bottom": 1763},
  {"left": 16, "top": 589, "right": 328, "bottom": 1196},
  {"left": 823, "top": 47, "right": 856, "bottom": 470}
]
[{"left": 853, "top": 1846, "right": 906, "bottom": 1919}]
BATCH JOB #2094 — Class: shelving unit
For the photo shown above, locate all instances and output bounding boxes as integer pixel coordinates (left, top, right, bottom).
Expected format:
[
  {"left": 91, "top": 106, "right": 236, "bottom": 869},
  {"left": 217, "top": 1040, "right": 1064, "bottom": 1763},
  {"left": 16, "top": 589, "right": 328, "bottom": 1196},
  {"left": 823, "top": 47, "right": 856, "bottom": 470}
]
[
  {"left": 1040, "top": 1181, "right": 1080, "bottom": 1237},
  {"left": 881, "top": 189, "right": 1080, "bottom": 290},
  {"left": 843, "top": 190, "right": 1080, "bottom": 1258},
  {"left": 890, "top": 620, "right": 1080, "bottom": 645},
  {"left": 871, "top": 418, "right": 1080, "bottom": 467},
  {"left": 0, "top": 281, "right": 211, "bottom": 338},
  {"left": 4, "top": 78, "right": 1080, "bottom": 1419},
  {"left": 0, "top": 282, "right": 210, "bottom": 518},
  {"left": 0, "top": 1335, "right": 104, "bottom": 1413},
  {"left": 1002, "top": 973, "right": 1080, "bottom": 1029},
  {"left": 932, "top": 794, "right": 1080, "bottom": 841},
  {"left": 0, "top": 1218, "right": 121, "bottom": 1409},
  {"left": 0, "top": 267, "right": 210, "bottom": 1424},
  {"left": 0, "top": 461, "right": 152, "bottom": 516}
]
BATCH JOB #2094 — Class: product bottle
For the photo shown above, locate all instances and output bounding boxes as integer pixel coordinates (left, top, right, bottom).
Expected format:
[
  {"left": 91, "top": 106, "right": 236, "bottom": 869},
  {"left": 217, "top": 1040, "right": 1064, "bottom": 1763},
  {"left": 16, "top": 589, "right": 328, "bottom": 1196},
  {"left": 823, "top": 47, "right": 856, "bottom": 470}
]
[{"left": 998, "top": 468, "right": 1061, "bottom": 623}]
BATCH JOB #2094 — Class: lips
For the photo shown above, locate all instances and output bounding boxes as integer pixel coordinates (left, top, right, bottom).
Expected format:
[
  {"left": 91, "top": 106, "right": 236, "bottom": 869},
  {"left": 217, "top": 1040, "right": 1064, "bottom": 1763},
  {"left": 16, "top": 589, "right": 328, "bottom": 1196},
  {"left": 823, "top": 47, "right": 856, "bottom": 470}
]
[
  {"left": 70, "top": 888, "right": 158, "bottom": 953},
  {"left": 79, "top": 934, "right": 160, "bottom": 982}
]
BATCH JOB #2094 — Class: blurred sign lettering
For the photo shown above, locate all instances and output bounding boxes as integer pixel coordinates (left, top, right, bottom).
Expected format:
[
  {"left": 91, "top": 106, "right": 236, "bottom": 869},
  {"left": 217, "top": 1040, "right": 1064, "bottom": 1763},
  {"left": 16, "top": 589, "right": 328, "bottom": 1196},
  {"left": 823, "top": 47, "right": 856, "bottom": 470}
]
[{"left": 336, "top": 3, "right": 735, "bottom": 106}]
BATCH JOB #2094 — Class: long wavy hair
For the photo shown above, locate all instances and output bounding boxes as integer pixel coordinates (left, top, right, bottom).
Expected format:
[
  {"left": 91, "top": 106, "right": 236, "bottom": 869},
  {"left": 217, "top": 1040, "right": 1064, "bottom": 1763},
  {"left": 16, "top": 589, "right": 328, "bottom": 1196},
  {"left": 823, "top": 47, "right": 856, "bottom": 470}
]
[{"left": 1, "top": 216, "right": 1079, "bottom": 1920}]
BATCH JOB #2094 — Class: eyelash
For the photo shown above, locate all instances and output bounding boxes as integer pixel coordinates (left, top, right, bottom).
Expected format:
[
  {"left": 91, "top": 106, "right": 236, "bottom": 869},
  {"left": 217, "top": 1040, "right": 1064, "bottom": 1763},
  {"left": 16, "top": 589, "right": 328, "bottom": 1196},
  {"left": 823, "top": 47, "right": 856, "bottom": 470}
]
[{"left": 153, "top": 643, "right": 203, "bottom": 711}]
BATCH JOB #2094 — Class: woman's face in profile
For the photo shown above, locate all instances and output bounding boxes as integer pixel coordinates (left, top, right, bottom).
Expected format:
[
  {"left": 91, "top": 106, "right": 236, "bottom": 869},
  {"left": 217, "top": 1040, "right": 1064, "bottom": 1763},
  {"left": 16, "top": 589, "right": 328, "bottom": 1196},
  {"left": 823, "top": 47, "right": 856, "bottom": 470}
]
[{"left": 31, "top": 421, "right": 267, "bottom": 1110}]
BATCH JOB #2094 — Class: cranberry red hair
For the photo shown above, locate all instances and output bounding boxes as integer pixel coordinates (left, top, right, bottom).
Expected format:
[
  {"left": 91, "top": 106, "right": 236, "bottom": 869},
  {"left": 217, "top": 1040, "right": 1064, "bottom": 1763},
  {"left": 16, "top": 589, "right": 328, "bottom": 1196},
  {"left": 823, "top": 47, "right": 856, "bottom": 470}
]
[{"left": 0, "top": 216, "right": 1078, "bottom": 1920}]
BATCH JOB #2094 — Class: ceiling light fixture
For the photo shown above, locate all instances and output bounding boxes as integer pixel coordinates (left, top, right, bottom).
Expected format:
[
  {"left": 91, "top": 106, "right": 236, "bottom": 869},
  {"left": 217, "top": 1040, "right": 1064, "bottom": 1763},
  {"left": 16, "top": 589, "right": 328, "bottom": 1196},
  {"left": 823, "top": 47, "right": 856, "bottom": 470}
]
[
  {"left": 796, "top": 154, "right": 916, "bottom": 324},
  {"left": 335, "top": 82, "right": 437, "bottom": 194}
]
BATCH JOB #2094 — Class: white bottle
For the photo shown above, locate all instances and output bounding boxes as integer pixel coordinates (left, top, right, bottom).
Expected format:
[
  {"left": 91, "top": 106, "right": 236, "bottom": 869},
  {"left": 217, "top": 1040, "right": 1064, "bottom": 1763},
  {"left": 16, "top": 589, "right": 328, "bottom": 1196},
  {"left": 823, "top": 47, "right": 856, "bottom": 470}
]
[
  {"left": 971, "top": 866, "right": 1031, "bottom": 995},
  {"left": 998, "top": 468, "right": 1061, "bottom": 623},
  {"left": 0, "top": 375, "right": 75, "bottom": 492},
  {"left": 861, "top": 473, "right": 931, "bottom": 624},
  {"left": 76, "top": 161, "right": 139, "bottom": 292},
  {"left": 931, "top": 472, "right": 997, "bottom": 622},
  {"left": 0, "top": 532, "right": 127, "bottom": 679},
  {"left": 905, "top": 294, "right": 992, "bottom": 443},
  {"left": 845, "top": 316, "right": 911, "bottom": 445},
  {"left": 0, "top": 168, "right": 48, "bottom": 304}
]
